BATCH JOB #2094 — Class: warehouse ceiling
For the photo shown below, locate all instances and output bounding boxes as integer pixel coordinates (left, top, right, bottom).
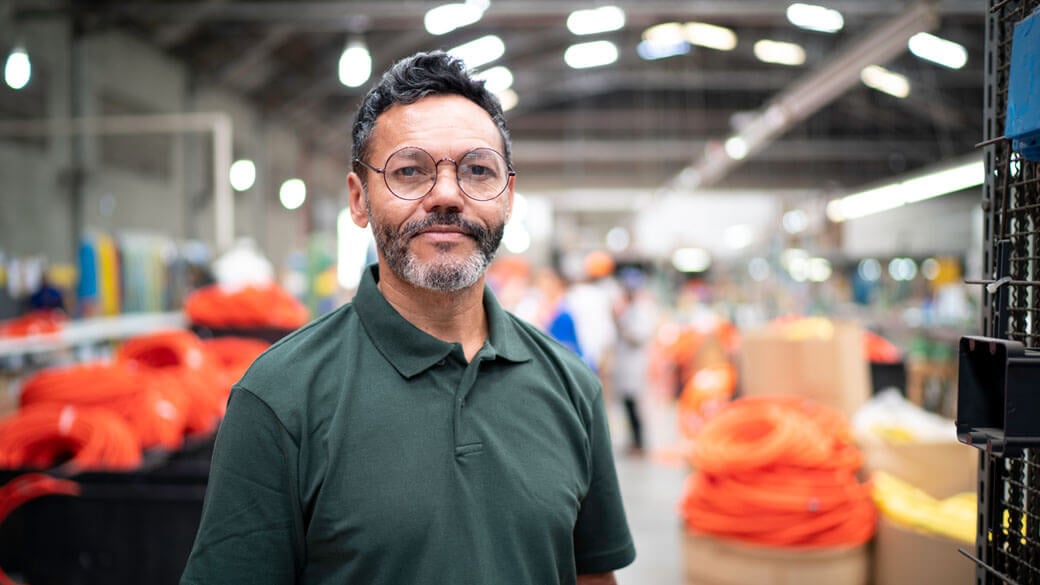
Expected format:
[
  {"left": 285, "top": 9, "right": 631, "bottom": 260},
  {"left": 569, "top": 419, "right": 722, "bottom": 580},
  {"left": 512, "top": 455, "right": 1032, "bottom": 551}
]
[{"left": 11, "top": 0, "right": 986, "bottom": 204}]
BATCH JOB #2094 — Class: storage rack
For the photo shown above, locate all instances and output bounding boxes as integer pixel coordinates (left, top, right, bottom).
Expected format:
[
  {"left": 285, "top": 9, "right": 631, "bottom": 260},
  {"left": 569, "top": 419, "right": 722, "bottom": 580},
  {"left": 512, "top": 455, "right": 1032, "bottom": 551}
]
[{"left": 958, "top": 0, "right": 1040, "bottom": 583}]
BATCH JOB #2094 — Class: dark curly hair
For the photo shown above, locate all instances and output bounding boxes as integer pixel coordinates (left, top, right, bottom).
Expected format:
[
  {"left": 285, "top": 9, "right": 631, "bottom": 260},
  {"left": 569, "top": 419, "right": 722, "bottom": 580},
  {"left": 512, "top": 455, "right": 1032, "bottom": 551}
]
[{"left": 351, "top": 51, "right": 512, "bottom": 179}]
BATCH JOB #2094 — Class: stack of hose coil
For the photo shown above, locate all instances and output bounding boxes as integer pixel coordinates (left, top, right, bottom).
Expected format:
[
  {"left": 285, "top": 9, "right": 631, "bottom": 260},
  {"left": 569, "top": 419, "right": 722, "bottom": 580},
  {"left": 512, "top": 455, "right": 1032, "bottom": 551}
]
[
  {"left": 0, "top": 329, "right": 269, "bottom": 473},
  {"left": 681, "top": 395, "right": 877, "bottom": 548},
  {"left": 184, "top": 283, "right": 310, "bottom": 329},
  {"left": 0, "top": 310, "right": 66, "bottom": 338},
  {"left": 0, "top": 328, "right": 268, "bottom": 584}
]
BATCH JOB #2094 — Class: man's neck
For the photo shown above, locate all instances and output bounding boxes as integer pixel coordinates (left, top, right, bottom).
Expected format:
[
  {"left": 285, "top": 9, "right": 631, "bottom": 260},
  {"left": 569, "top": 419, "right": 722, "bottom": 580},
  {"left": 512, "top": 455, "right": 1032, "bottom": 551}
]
[{"left": 377, "top": 271, "right": 489, "bottom": 361}]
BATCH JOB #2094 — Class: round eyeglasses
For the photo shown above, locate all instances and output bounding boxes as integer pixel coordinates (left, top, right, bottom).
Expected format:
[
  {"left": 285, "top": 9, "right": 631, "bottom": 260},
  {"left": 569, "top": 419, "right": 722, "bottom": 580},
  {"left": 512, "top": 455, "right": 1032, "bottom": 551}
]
[{"left": 354, "top": 146, "right": 515, "bottom": 202}]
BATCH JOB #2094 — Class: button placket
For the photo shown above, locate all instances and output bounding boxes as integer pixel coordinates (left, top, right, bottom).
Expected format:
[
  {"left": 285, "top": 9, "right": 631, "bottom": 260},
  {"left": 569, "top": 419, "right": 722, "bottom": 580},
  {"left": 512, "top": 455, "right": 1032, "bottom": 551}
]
[{"left": 452, "top": 349, "right": 491, "bottom": 457}]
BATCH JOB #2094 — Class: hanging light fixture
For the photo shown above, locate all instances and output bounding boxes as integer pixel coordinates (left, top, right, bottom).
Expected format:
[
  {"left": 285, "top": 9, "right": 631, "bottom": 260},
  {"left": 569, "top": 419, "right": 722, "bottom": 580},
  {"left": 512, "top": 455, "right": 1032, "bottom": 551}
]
[
  {"left": 4, "top": 44, "right": 31, "bottom": 90},
  {"left": 338, "top": 38, "right": 372, "bottom": 88}
]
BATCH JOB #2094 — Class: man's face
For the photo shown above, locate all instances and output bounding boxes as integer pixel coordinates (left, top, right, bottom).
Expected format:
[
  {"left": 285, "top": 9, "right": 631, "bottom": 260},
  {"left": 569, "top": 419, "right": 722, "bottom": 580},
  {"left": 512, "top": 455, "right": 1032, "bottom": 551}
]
[{"left": 348, "top": 95, "right": 514, "bottom": 292}]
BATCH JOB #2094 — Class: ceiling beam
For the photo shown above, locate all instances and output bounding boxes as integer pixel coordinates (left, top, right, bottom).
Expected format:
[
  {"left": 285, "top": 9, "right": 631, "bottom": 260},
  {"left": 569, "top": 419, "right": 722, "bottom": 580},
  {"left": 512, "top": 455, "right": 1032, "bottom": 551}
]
[
  {"left": 673, "top": 1, "right": 941, "bottom": 190},
  {"left": 50, "top": 1, "right": 982, "bottom": 24}
]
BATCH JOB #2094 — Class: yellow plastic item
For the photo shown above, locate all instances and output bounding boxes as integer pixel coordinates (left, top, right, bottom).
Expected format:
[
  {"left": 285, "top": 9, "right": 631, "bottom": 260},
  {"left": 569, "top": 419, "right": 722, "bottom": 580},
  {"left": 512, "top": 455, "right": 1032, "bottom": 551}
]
[{"left": 871, "top": 471, "right": 976, "bottom": 544}]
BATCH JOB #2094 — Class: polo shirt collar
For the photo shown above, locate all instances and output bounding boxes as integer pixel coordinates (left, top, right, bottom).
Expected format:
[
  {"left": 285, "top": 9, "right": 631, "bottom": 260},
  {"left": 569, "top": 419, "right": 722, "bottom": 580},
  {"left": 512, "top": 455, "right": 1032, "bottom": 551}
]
[{"left": 354, "top": 265, "right": 532, "bottom": 378}]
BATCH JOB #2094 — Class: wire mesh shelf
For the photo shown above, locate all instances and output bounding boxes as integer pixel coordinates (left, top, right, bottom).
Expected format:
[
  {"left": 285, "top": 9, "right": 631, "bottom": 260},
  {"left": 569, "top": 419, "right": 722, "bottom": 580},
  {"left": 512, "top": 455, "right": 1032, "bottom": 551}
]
[{"left": 961, "top": 1, "right": 1040, "bottom": 583}]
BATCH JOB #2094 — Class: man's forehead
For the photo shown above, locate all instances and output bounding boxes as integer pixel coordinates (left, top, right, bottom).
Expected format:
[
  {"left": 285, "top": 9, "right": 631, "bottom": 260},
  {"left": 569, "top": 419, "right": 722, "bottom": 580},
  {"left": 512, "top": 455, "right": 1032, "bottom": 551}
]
[{"left": 370, "top": 95, "right": 503, "bottom": 150}]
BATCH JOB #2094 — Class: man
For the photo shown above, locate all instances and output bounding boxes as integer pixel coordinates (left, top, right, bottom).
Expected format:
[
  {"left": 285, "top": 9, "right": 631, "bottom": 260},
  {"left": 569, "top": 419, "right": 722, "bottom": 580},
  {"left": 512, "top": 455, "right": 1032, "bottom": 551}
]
[{"left": 180, "top": 51, "right": 635, "bottom": 585}]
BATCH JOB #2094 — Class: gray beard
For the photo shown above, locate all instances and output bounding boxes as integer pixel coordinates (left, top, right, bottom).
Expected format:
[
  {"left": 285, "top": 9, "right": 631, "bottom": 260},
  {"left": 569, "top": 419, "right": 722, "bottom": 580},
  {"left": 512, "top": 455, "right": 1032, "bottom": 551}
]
[{"left": 365, "top": 194, "right": 505, "bottom": 292}]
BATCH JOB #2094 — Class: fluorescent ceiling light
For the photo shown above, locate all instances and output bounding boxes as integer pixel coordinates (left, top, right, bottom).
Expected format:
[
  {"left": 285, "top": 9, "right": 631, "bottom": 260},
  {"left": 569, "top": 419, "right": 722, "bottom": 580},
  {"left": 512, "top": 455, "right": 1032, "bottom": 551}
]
[
  {"left": 474, "top": 65, "right": 513, "bottom": 93},
  {"left": 495, "top": 88, "right": 518, "bottom": 111},
  {"left": 637, "top": 39, "right": 690, "bottom": 60},
  {"left": 424, "top": 2, "right": 484, "bottom": 35},
  {"left": 338, "top": 40, "right": 372, "bottom": 88},
  {"left": 567, "top": 6, "right": 626, "bottom": 36},
  {"left": 860, "top": 65, "right": 909, "bottom": 98},
  {"left": 754, "top": 39, "right": 806, "bottom": 66},
  {"left": 808, "top": 258, "right": 833, "bottom": 282},
  {"left": 724, "top": 136, "right": 749, "bottom": 160},
  {"left": 858, "top": 258, "right": 882, "bottom": 282},
  {"left": 279, "top": 178, "right": 307, "bottom": 211},
  {"left": 724, "top": 224, "right": 754, "bottom": 249},
  {"left": 684, "top": 22, "right": 737, "bottom": 51},
  {"left": 826, "top": 157, "right": 984, "bottom": 222},
  {"left": 229, "top": 159, "right": 256, "bottom": 192},
  {"left": 672, "top": 247, "right": 712, "bottom": 273},
  {"left": 644, "top": 22, "right": 685, "bottom": 43},
  {"left": 888, "top": 258, "right": 918, "bottom": 281},
  {"left": 782, "top": 209, "right": 809, "bottom": 233},
  {"left": 780, "top": 248, "right": 809, "bottom": 269},
  {"left": 564, "top": 40, "right": 619, "bottom": 69},
  {"left": 4, "top": 45, "right": 31, "bottom": 90},
  {"left": 786, "top": 3, "right": 844, "bottom": 33},
  {"left": 640, "top": 23, "right": 691, "bottom": 61},
  {"left": 448, "top": 35, "right": 505, "bottom": 69},
  {"left": 908, "top": 32, "right": 968, "bottom": 69}
]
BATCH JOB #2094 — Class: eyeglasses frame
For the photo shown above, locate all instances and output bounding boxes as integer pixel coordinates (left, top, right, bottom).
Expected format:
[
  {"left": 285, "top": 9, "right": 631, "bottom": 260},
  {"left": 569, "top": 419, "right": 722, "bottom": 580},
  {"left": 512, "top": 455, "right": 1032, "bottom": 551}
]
[{"left": 354, "top": 146, "right": 515, "bottom": 202}]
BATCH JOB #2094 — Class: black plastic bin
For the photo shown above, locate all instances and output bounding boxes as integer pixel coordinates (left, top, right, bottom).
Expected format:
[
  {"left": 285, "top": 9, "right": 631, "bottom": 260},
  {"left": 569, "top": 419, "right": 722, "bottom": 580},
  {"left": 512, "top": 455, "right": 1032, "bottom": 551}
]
[{"left": 0, "top": 443, "right": 212, "bottom": 585}]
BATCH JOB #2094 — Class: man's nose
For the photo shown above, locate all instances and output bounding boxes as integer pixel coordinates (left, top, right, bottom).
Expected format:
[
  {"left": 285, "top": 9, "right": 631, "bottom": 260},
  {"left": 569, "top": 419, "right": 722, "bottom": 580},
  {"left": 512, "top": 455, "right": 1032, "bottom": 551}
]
[{"left": 422, "top": 161, "right": 465, "bottom": 210}]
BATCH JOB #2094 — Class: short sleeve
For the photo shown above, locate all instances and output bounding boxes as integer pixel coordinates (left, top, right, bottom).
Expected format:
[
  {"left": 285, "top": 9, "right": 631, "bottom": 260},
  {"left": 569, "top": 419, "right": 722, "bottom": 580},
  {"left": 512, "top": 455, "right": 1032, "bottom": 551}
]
[
  {"left": 180, "top": 387, "right": 304, "bottom": 585},
  {"left": 572, "top": 391, "right": 637, "bottom": 574}
]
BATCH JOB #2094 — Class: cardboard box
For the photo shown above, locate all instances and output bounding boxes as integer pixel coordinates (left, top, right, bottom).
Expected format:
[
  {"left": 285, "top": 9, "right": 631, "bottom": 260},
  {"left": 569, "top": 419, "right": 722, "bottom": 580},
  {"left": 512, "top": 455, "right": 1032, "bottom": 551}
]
[
  {"left": 683, "top": 531, "right": 869, "bottom": 585},
  {"left": 858, "top": 435, "right": 977, "bottom": 499},
  {"left": 738, "top": 320, "right": 871, "bottom": 417},
  {"left": 872, "top": 518, "right": 975, "bottom": 585}
]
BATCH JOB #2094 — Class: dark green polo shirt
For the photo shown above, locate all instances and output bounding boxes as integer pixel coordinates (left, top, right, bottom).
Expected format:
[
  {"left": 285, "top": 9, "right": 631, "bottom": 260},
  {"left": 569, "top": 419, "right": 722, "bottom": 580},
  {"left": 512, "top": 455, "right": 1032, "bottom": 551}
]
[{"left": 180, "top": 265, "right": 635, "bottom": 585}]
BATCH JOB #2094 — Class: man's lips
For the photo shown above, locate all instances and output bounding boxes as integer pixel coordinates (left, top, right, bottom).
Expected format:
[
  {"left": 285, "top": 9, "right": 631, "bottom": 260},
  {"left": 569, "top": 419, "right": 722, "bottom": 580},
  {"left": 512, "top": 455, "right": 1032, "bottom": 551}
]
[{"left": 413, "top": 225, "right": 473, "bottom": 239}]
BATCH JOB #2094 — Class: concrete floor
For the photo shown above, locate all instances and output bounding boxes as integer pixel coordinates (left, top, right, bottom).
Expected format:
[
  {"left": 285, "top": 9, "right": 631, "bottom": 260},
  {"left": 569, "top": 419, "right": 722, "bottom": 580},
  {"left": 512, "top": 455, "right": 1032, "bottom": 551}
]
[{"left": 611, "top": 397, "right": 688, "bottom": 585}]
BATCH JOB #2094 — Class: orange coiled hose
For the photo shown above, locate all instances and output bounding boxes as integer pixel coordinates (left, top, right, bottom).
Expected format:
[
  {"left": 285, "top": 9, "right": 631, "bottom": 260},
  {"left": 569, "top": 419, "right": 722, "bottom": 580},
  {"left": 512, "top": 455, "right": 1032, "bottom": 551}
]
[
  {"left": 19, "top": 362, "right": 185, "bottom": 451},
  {"left": 117, "top": 330, "right": 241, "bottom": 436},
  {"left": 116, "top": 329, "right": 211, "bottom": 370},
  {"left": 0, "top": 404, "right": 142, "bottom": 471},
  {"left": 0, "top": 473, "right": 80, "bottom": 585},
  {"left": 184, "top": 283, "right": 310, "bottom": 329},
  {"left": 0, "top": 310, "right": 66, "bottom": 338},
  {"left": 680, "top": 395, "right": 877, "bottom": 548},
  {"left": 201, "top": 336, "right": 270, "bottom": 392}
]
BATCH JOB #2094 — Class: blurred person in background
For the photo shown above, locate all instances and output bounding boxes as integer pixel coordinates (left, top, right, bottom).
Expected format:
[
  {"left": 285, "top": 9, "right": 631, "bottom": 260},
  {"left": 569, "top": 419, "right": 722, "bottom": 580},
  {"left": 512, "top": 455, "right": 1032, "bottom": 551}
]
[
  {"left": 610, "top": 268, "right": 657, "bottom": 457},
  {"left": 28, "top": 272, "right": 65, "bottom": 313},
  {"left": 566, "top": 251, "right": 620, "bottom": 377},
  {"left": 180, "top": 51, "right": 634, "bottom": 585}
]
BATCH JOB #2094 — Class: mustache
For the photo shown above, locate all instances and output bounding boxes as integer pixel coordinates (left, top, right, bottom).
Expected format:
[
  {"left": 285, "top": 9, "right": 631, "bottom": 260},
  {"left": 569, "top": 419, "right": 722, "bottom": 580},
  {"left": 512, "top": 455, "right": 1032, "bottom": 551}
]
[{"left": 401, "top": 213, "right": 485, "bottom": 239}]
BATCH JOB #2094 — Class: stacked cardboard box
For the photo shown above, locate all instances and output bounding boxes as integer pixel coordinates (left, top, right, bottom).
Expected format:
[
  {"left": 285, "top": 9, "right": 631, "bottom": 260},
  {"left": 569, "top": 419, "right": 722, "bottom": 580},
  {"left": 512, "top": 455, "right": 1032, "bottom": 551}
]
[
  {"left": 683, "top": 531, "right": 869, "bottom": 585},
  {"left": 738, "top": 319, "right": 871, "bottom": 417}
]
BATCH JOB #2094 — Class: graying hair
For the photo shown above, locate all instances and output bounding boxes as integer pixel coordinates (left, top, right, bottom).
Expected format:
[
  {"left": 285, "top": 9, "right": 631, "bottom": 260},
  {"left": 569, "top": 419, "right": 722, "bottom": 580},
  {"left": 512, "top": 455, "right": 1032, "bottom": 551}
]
[{"left": 351, "top": 51, "right": 512, "bottom": 178}]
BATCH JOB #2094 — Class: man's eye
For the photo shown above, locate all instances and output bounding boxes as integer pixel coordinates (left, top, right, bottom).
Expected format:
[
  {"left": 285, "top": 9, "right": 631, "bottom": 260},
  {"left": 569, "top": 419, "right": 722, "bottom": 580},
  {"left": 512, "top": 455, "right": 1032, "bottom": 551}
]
[
  {"left": 393, "top": 166, "right": 429, "bottom": 180},
  {"left": 462, "top": 164, "right": 497, "bottom": 179}
]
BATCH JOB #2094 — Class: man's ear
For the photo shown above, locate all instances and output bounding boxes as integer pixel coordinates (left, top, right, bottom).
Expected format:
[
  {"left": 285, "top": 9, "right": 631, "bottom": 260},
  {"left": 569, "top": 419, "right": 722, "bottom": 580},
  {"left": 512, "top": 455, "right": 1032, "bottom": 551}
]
[{"left": 347, "top": 172, "right": 370, "bottom": 228}]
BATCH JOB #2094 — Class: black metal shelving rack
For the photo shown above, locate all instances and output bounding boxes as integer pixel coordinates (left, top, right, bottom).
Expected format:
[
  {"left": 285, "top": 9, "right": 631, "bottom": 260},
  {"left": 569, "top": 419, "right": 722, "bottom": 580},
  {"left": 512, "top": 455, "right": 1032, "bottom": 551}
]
[{"left": 957, "top": 1, "right": 1040, "bottom": 583}]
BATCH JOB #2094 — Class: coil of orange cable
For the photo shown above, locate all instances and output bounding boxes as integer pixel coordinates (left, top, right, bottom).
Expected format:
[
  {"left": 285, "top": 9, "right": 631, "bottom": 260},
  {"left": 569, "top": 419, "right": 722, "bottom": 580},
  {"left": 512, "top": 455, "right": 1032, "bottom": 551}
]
[
  {"left": 117, "top": 330, "right": 261, "bottom": 436},
  {"left": 184, "top": 283, "right": 309, "bottom": 329},
  {"left": 19, "top": 361, "right": 185, "bottom": 451},
  {"left": 0, "top": 404, "right": 142, "bottom": 471},
  {"left": 0, "top": 310, "right": 66, "bottom": 338},
  {"left": 680, "top": 395, "right": 877, "bottom": 548}
]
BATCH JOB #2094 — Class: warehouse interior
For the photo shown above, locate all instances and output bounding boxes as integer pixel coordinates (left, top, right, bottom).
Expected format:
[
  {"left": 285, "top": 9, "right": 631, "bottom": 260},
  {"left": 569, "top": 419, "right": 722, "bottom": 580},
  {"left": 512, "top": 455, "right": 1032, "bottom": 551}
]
[{"left": 1, "top": 0, "right": 1033, "bottom": 583}]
